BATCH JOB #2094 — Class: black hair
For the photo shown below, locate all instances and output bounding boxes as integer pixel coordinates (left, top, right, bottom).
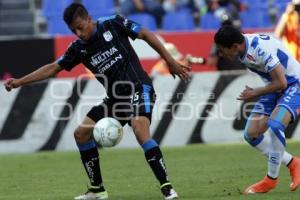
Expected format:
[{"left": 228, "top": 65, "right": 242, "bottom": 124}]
[
  {"left": 214, "top": 25, "right": 244, "bottom": 48},
  {"left": 63, "top": 3, "right": 89, "bottom": 25}
]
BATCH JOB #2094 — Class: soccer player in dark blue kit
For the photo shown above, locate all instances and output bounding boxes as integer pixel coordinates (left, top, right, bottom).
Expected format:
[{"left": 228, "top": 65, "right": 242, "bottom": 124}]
[{"left": 4, "top": 3, "right": 190, "bottom": 200}]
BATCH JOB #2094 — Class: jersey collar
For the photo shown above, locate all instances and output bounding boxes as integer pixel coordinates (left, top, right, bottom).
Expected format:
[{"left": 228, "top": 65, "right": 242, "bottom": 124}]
[{"left": 240, "top": 36, "right": 248, "bottom": 61}]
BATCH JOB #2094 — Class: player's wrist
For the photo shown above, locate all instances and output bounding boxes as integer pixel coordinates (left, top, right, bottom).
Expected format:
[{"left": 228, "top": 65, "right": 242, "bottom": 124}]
[{"left": 15, "top": 78, "right": 24, "bottom": 87}]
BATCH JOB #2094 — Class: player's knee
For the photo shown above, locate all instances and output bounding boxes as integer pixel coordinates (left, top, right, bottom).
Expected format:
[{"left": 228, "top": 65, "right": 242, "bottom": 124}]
[
  {"left": 243, "top": 131, "right": 252, "bottom": 143},
  {"left": 267, "top": 119, "right": 286, "bottom": 133},
  {"left": 131, "top": 120, "right": 150, "bottom": 144},
  {"left": 74, "top": 127, "right": 82, "bottom": 142},
  {"left": 243, "top": 128, "right": 265, "bottom": 147},
  {"left": 244, "top": 128, "right": 259, "bottom": 141},
  {"left": 74, "top": 127, "right": 90, "bottom": 143},
  {"left": 132, "top": 118, "right": 148, "bottom": 134}
]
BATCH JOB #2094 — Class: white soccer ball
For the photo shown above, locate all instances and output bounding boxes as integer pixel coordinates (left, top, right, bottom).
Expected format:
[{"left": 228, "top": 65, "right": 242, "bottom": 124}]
[{"left": 93, "top": 117, "right": 123, "bottom": 147}]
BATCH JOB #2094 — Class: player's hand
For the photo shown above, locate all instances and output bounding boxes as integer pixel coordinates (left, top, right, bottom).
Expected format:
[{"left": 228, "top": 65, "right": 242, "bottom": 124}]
[
  {"left": 167, "top": 60, "right": 191, "bottom": 82},
  {"left": 4, "top": 78, "right": 21, "bottom": 92},
  {"left": 237, "top": 85, "right": 257, "bottom": 101}
]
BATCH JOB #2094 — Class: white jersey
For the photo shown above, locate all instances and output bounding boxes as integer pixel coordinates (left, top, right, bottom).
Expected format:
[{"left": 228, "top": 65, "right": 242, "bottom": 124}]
[{"left": 240, "top": 34, "right": 300, "bottom": 84}]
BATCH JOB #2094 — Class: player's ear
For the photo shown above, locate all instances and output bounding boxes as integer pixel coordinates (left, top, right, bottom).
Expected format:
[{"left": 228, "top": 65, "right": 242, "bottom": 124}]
[
  {"left": 87, "top": 15, "right": 92, "bottom": 22},
  {"left": 232, "top": 43, "right": 239, "bottom": 50}
]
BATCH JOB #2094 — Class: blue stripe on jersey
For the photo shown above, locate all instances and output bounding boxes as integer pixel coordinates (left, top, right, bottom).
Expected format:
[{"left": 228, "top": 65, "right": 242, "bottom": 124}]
[
  {"left": 131, "top": 23, "right": 142, "bottom": 35},
  {"left": 142, "top": 84, "right": 151, "bottom": 113},
  {"left": 250, "top": 36, "right": 259, "bottom": 49},
  {"left": 265, "top": 55, "right": 273, "bottom": 66},
  {"left": 277, "top": 49, "right": 288, "bottom": 68},
  {"left": 249, "top": 66, "right": 297, "bottom": 84},
  {"left": 97, "top": 15, "right": 116, "bottom": 23},
  {"left": 286, "top": 75, "right": 298, "bottom": 84}
]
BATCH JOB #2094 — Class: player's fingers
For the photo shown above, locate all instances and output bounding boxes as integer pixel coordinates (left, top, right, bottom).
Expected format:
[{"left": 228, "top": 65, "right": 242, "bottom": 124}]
[
  {"left": 180, "top": 72, "right": 190, "bottom": 82},
  {"left": 171, "top": 73, "right": 176, "bottom": 79},
  {"left": 182, "top": 65, "right": 192, "bottom": 71},
  {"left": 176, "top": 73, "right": 184, "bottom": 81},
  {"left": 5, "top": 85, "right": 11, "bottom": 92},
  {"left": 245, "top": 85, "right": 253, "bottom": 90}
]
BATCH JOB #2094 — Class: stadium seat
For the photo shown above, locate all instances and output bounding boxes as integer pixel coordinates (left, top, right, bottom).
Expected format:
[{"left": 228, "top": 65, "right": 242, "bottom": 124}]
[
  {"left": 128, "top": 13, "right": 157, "bottom": 31},
  {"left": 200, "top": 12, "right": 220, "bottom": 30},
  {"left": 47, "top": 17, "right": 72, "bottom": 35},
  {"left": 240, "top": 9, "right": 272, "bottom": 28},
  {"left": 275, "top": 0, "right": 288, "bottom": 15},
  {"left": 162, "top": 10, "right": 195, "bottom": 31},
  {"left": 42, "top": 0, "right": 74, "bottom": 35},
  {"left": 42, "top": 0, "right": 74, "bottom": 18},
  {"left": 82, "top": 0, "right": 115, "bottom": 17}
]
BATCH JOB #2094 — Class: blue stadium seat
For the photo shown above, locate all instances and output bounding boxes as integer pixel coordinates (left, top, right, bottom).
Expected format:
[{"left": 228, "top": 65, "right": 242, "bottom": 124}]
[
  {"left": 240, "top": 9, "right": 272, "bottom": 28},
  {"left": 200, "top": 12, "right": 220, "bottom": 30},
  {"left": 42, "top": 0, "right": 74, "bottom": 35},
  {"left": 47, "top": 17, "right": 72, "bottom": 35},
  {"left": 162, "top": 11, "right": 195, "bottom": 31},
  {"left": 275, "top": 0, "right": 288, "bottom": 15},
  {"left": 42, "top": 0, "right": 74, "bottom": 18},
  {"left": 82, "top": 0, "right": 115, "bottom": 17},
  {"left": 128, "top": 13, "right": 157, "bottom": 31}
]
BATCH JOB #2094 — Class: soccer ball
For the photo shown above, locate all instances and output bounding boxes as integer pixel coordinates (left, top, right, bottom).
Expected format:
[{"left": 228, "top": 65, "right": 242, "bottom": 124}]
[{"left": 93, "top": 117, "right": 123, "bottom": 147}]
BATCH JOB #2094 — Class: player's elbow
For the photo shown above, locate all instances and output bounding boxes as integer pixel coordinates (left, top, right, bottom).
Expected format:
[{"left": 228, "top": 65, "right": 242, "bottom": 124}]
[
  {"left": 49, "top": 62, "right": 62, "bottom": 76},
  {"left": 137, "top": 28, "right": 151, "bottom": 40},
  {"left": 277, "top": 79, "right": 287, "bottom": 90}
]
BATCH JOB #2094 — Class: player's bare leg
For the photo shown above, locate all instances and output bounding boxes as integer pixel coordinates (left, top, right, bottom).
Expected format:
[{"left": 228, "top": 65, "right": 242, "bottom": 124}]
[
  {"left": 74, "top": 117, "right": 108, "bottom": 200},
  {"left": 131, "top": 116, "right": 178, "bottom": 199}
]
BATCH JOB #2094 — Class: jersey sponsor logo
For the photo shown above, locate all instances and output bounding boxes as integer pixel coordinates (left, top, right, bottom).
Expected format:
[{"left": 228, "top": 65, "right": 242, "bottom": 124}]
[
  {"left": 103, "top": 31, "right": 113, "bottom": 42},
  {"left": 123, "top": 18, "right": 128, "bottom": 27},
  {"left": 90, "top": 46, "right": 119, "bottom": 67},
  {"left": 131, "top": 23, "right": 139, "bottom": 32},
  {"left": 257, "top": 48, "right": 265, "bottom": 57},
  {"left": 97, "top": 54, "right": 123, "bottom": 74},
  {"left": 265, "top": 55, "right": 273, "bottom": 65},
  {"left": 80, "top": 49, "right": 87, "bottom": 54}
]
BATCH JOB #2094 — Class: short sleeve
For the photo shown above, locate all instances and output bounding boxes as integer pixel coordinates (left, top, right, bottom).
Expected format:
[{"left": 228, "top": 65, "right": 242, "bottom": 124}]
[
  {"left": 56, "top": 42, "right": 81, "bottom": 71},
  {"left": 263, "top": 53, "right": 280, "bottom": 72},
  {"left": 110, "top": 15, "right": 142, "bottom": 40}
]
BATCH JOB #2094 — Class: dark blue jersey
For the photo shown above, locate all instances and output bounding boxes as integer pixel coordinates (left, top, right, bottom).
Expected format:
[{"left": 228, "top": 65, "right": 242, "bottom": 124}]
[{"left": 57, "top": 15, "right": 153, "bottom": 97}]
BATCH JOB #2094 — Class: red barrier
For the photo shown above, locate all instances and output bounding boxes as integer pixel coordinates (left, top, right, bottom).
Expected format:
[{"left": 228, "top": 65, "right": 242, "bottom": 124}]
[{"left": 54, "top": 31, "right": 217, "bottom": 78}]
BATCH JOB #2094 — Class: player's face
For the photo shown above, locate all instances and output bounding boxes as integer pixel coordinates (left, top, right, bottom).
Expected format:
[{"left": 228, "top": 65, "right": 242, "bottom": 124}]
[
  {"left": 217, "top": 45, "right": 239, "bottom": 61},
  {"left": 69, "top": 16, "right": 94, "bottom": 41}
]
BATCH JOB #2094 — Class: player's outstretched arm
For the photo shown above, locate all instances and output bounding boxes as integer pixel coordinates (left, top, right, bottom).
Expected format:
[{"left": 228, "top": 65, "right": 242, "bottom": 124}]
[
  {"left": 137, "top": 28, "right": 191, "bottom": 81},
  {"left": 4, "top": 62, "right": 63, "bottom": 92}
]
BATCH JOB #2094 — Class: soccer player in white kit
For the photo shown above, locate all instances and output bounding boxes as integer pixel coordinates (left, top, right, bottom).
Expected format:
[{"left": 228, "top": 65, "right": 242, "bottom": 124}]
[{"left": 214, "top": 26, "right": 300, "bottom": 194}]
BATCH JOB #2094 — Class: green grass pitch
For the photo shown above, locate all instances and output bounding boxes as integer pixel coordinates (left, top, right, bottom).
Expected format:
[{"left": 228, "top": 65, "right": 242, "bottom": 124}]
[{"left": 0, "top": 141, "right": 300, "bottom": 200}]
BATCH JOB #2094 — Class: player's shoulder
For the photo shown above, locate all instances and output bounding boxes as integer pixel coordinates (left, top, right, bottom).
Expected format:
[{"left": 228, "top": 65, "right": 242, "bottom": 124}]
[
  {"left": 65, "top": 39, "right": 86, "bottom": 53},
  {"left": 96, "top": 14, "right": 123, "bottom": 24},
  {"left": 245, "top": 33, "right": 277, "bottom": 53}
]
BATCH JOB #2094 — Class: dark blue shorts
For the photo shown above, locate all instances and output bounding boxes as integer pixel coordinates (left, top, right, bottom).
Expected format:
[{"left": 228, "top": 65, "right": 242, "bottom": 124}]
[{"left": 87, "top": 84, "right": 156, "bottom": 125}]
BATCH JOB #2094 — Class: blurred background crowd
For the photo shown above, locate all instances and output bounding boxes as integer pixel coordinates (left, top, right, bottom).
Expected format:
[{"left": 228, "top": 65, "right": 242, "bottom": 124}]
[
  {"left": 0, "top": 0, "right": 298, "bottom": 79},
  {"left": 0, "top": 0, "right": 289, "bottom": 36}
]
